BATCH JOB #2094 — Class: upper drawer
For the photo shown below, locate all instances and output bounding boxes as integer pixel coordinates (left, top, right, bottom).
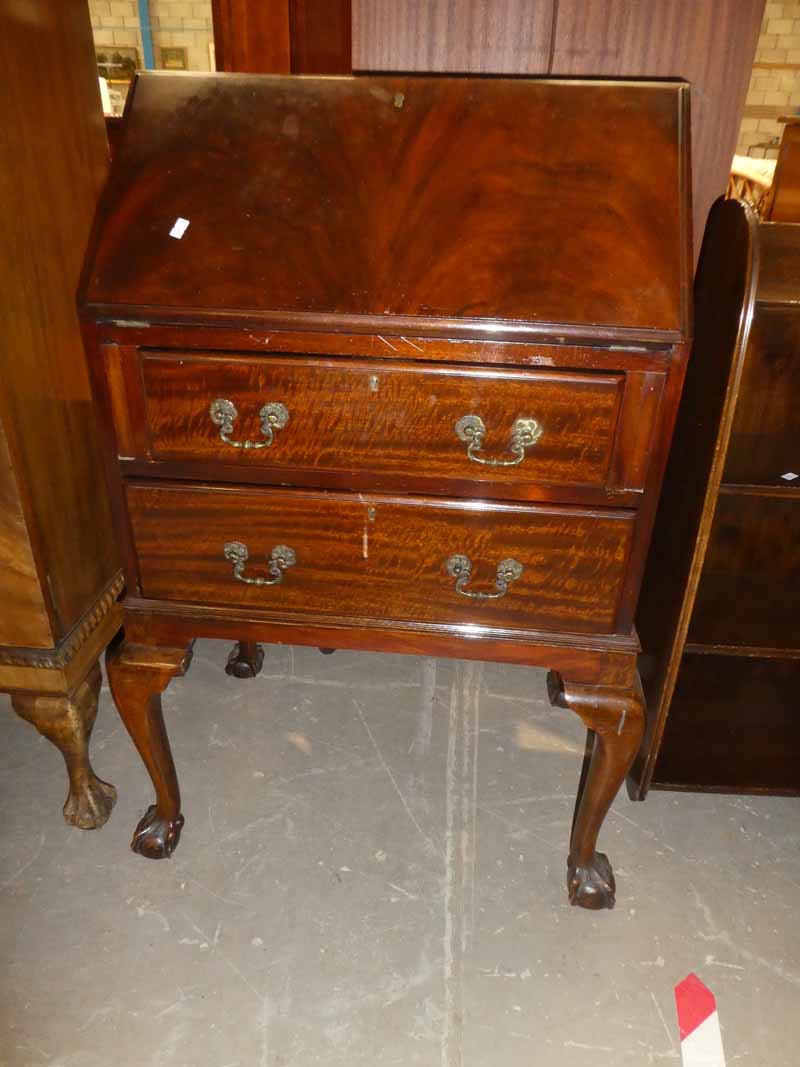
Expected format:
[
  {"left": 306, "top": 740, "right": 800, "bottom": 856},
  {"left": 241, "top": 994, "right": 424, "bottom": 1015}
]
[{"left": 132, "top": 351, "right": 645, "bottom": 497}]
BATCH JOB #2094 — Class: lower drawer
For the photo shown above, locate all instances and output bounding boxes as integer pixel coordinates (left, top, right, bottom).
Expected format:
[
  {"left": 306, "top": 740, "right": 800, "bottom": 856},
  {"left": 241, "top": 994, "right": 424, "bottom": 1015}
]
[{"left": 127, "top": 485, "right": 635, "bottom": 635}]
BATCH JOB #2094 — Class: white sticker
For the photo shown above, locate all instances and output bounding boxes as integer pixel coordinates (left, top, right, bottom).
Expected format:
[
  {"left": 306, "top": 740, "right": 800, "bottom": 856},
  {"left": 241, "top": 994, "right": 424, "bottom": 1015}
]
[
  {"left": 781, "top": 471, "right": 799, "bottom": 481},
  {"left": 169, "top": 217, "right": 190, "bottom": 239}
]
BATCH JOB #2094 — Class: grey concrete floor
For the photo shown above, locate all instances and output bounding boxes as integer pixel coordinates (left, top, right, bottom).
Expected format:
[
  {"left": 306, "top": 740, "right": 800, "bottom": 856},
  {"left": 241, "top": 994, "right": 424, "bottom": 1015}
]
[{"left": 1, "top": 640, "right": 798, "bottom": 1066}]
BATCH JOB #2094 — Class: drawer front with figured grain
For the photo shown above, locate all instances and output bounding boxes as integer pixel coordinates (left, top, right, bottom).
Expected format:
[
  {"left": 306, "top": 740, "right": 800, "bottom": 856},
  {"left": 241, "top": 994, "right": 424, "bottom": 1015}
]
[
  {"left": 138, "top": 352, "right": 627, "bottom": 496},
  {"left": 128, "top": 484, "right": 635, "bottom": 635}
]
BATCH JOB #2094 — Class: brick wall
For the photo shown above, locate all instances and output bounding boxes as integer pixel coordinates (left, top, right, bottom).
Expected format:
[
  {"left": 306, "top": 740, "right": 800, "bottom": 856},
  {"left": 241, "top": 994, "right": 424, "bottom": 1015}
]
[
  {"left": 738, "top": 2, "right": 800, "bottom": 158},
  {"left": 89, "top": 0, "right": 215, "bottom": 74}
]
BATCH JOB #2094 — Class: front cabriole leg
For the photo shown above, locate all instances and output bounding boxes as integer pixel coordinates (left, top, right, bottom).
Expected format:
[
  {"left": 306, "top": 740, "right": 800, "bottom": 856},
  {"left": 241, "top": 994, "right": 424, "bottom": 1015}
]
[
  {"left": 106, "top": 640, "right": 194, "bottom": 859},
  {"left": 547, "top": 671, "right": 645, "bottom": 910}
]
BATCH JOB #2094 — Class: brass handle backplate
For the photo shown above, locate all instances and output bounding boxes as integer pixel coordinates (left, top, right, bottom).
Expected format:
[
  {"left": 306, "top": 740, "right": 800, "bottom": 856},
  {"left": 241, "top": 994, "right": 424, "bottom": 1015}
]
[
  {"left": 223, "top": 542, "right": 296, "bottom": 586},
  {"left": 445, "top": 554, "right": 523, "bottom": 600},
  {"left": 210, "top": 398, "right": 289, "bottom": 450},
  {"left": 454, "top": 414, "right": 542, "bottom": 467}
]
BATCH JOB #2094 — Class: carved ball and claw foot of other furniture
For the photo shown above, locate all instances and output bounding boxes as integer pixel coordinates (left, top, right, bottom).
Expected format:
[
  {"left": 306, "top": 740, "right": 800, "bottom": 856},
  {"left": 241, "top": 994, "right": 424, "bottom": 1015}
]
[
  {"left": 547, "top": 671, "right": 645, "bottom": 910},
  {"left": 11, "top": 661, "right": 118, "bottom": 830},
  {"left": 106, "top": 640, "right": 194, "bottom": 858},
  {"left": 225, "top": 639, "right": 265, "bottom": 678}
]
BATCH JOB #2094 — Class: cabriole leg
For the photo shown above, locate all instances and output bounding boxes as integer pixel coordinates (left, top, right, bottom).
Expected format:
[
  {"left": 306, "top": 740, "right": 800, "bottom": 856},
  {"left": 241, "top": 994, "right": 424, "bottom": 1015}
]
[
  {"left": 547, "top": 671, "right": 645, "bottom": 910},
  {"left": 11, "top": 661, "right": 117, "bottom": 829},
  {"left": 106, "top": 640, "right": 193, "bottom": 859}
]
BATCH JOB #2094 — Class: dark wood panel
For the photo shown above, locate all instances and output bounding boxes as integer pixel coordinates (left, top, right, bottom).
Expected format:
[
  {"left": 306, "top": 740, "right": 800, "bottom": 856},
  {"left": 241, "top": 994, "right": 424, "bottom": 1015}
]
[
  {"left": 128, "top": 484, "right": 635, "bottom": 635},
  {"left": 81, "top": 75, "right": 689, "bottom": 341},
  {"left": 757, "top": 221, "right": 800, "bottom": 305},
  {"left": 765, "top": 121, "right": 800, "bottom": 223},
  {"left": 138, "top": 352, "right": 626, "bottom": 494},
  {"left": 688, "top": 493, "right": 800, "bottom": 651},
  {"left": 126, "top": 602, "right": 639, "bottom": 686},
  {"left": 102, "top": 327, "right": 676, "bottom": 369},
  {"left": 632, "top": 198, "right": 759, "bottom": 797},
  {"left": 352, "top": 0, "right": 554, "bottom": 73},
  {"left": 550, "top": 0, "right": 765, "bottom": 255},
  {"left": 0, "top": 419, "right": 52, "bottom": 648},
  {"left": 0, "top": 0, "right": 117, "bottom": 639},
  {"left": 290, "top": 0, "right": 351, "bottom": 73},
  {"left": 724, "top": 305, "right": 800, "bottom": 487},
  {"left": 211, "top": 0, "right": 291, "bottom": 73},
  {"left": 353, "top": 0, "right": 763, "bottom": 253},
  {"left": 651, "top": 654, "right": 800, "bottom": 795}
]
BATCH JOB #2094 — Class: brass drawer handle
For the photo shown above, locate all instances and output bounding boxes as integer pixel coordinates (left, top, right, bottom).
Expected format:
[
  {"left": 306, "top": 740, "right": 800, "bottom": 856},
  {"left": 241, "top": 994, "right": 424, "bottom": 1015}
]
[
  {"left": 445, "top": 554, "right": 523, "bottom": 600},
  {"left": 209, "top": 398, "right": 289, "bottom": 450},
  {"left": 223, "top": 541, "right": 296, "bottom": 585},
  {"left": 454, "top": 414, "right": 542, "bottom": 467}
]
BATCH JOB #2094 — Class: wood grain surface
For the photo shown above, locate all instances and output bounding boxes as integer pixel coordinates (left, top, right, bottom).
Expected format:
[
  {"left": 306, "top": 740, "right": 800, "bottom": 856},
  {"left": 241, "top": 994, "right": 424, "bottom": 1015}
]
[
  {"left": 211, "top": 0, "right": 291, "bottom": 73},
  {"left": 353, "top": 0, "right": 763, "bottom": 254},
  {"left": 634, "top": 200, "right": 800, "bottom": 798},
  {"left": 724, "top": 306, "right": 800, "bottom": 488},
  {"left": 139, "top": 352, "right": 624, "bottom": 494},
  {"left": 0, "top": 0, "right": 117, "bottom": 638},
  {"left": 765, "top": 122, "right": 800, "bottom": 223},
  {"left": 650, "top": 654, "right": 800, "bottom": 796},
  {"left": 688, "top": 491, "right": 800, "bottom": 651},
  {"left": 552, "top": 0, "right": 764, "bottom": 246},
  {"left": 290, "top": 0, "right": 352, "bottom": 73},
  {"left": 0, "top": 420, "right": 53, "bottom": 648},
  {"left": 128, "top": 484, "right": 634, "bottom": 635},
  {"left": 632, "top": 198, "right": 758, "bottom": 798},
  {"left": 82, "top": 73, "right": 688, "bottom": 340},
  {"left": 352, "top": 0, "right": 554, "bottom": 73}
]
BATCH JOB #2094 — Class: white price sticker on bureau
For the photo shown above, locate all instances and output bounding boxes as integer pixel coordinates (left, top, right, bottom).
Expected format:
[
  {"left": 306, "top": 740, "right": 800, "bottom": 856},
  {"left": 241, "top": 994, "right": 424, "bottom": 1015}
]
[{"left": 169, "top": 217, "right": 190, "bottom": 239}]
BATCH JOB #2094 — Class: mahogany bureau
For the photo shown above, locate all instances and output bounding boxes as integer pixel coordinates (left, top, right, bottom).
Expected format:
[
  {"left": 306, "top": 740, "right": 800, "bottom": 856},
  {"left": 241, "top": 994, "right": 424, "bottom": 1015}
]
[{"left": 80, "top": 72, "right": 692, "bottom": 910}]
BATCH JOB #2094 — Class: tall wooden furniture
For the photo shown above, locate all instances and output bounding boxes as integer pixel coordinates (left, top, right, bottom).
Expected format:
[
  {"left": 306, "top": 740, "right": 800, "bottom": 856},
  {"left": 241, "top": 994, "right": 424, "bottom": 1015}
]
[
  {"left": 212, "top": 0, "right": 352, "bottom": 74},
  {"left": 0, "top": 1, "right": 122, "bottom": 827},
  {"left": 633, "top": 197, "right": 800, "bottom": 797},
  {"left": 80, "top": 73, "right": 692, "bottom": 910},
  {"left": 352, "top": 0, "right": 764, "bottom": 254},
  {"left": 765, "top": 117, "right": 800, "bottom": 224}
]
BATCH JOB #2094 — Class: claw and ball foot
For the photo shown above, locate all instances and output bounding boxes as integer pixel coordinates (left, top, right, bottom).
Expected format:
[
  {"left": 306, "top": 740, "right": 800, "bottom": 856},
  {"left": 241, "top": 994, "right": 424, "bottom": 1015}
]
[
  {"left": 225, "top": 640, "right": 264, "bottom": 678},
  {"left": 547, "top": 671, "right": 645, "bottom": 911},
  {"left": 131, "top": 804, "right": 185, "bottom": 859},
  {"left": 567, "top": 851, "right": 616, "bottom": 910},
  {"left": 11, "top": 661, "right": 117, "bottom": 829},
  {"left": 107, "top": 640, "right": 194, "bottom": 859}
]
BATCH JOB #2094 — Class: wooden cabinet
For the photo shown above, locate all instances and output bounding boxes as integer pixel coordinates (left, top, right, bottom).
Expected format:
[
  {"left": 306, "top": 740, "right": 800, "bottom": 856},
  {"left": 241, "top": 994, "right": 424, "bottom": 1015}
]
[
  {"left": 0, "top": 1, "right": 122, "bottom": 827},
  {"left": 352, "top": 0, "right": 765, "bottom": 255},
  {"left": 633, "top": 198, "right": 800, "bottom": 798},
  {"left": 80, "top": 72, "right": 692, "bottom": 910}
]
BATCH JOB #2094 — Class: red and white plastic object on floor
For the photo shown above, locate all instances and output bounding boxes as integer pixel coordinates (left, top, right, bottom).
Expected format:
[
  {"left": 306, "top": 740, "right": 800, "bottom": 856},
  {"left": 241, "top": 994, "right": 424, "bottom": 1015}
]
[{"left": 674, "top": 973, "right": 726, "bottom": 1067}]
